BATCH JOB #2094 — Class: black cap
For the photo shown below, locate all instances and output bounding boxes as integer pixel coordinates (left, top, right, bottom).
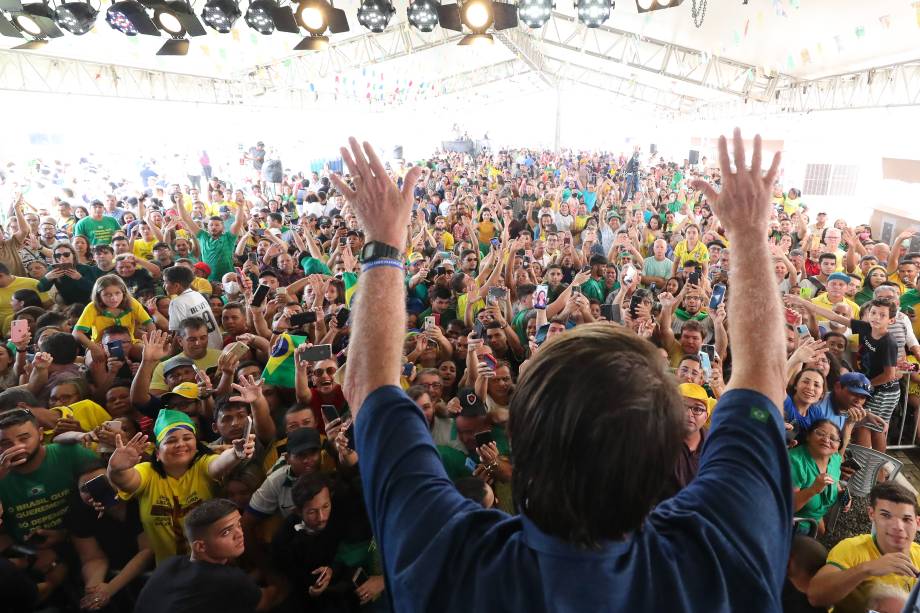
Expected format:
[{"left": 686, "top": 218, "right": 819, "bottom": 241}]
[
  {"left": 287, "top": 427, "right": 322, "bottom": 455},
  {"left": 457, "top": 387, "right": 486, "bottom": 417}
]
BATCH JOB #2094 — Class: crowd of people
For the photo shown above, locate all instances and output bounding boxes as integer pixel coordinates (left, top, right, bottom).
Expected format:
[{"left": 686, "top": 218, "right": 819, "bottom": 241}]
[{"left": 0, "top": 131, "right": 918, "bottom": 613}]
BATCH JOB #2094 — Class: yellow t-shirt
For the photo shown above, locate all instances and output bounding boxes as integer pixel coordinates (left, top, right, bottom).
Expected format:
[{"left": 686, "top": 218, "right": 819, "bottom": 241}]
[
  {"left": 45, "top": 400, "right": 112, "bottom": 443},
  {"left": 0, "top": 276, "right": 51, "bottom": 335},
  {"left": 74, "top": 297, "right": 154, "bottom": 342},
  {"left": 133, "top": 238, "right": 158, "bottom": 261},
  {"left": 119, "top": 454, "right": 219, "bottom": 563},
  {"left": 150, "top": 348, "right": 222, "bottom": 393},
  {"left": 826, "top": 534, "right": 920, "bottom": 613},
  {"left": 673, "top": 240, "right": 710, "bottom": 268},
  {"left": 810, "top": 293, "right": 860, "bottom": 324},
  {"left": 457, "top": 291, "right": 485, "bottom": 323}
]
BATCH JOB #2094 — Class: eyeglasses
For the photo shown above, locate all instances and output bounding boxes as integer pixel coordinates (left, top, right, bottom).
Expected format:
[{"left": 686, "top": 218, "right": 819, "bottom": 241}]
[
  {"left": 53, "top": 252, "right": 72, "bottom": 259},
  {"left": 421, "top": 381, "right": 443, "bottom": 389},
  {"left": 312, "top": 367, "right": 337, "bottom": 377},
  {"left": 685, "top": 405, "right": 707, "bottom": 417},
  {"left": 813, "top": 431, "right": 841, "bottom": 443}
]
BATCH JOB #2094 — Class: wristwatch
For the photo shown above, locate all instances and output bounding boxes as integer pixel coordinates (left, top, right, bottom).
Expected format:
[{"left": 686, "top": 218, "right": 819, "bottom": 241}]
[{"left": 361, "top": 241, "right": 403, "bottom": 263}]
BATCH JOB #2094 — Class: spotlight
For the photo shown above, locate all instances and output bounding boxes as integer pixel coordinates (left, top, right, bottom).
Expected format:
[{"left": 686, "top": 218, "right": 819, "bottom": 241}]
[
  {"left": 575, "top": 0, "right": 610, "bottom": 27},
  {"left": 106, "top": 0, "right": 160, "bottom": 35},
  {"left": 635, "top": 0, "right": 682, "bottom": 12},
  {"left": 153, "top": 0, "right": 206, "bottom": 37},
  {"left": 407, "top": 0, "right": 438, "bottom": 31},
  {"left": 201, "top": 0, "right": 241, "bottom": 32},
  {"left": 245, "top": 0, "right": 276, "bottom": 34},
  {"left": 9, "top": 3, "right": 64, "bottom": 38},
  {"left": 437, "top": 0, "right": 515, "bottom": 37},
  {"left": 356, "top": 0, "right": 393, "bottom": 32},
  {"left": 293, "top": 0, "right": 347, "bottom": 35},
  {"left": 53, "top": 1, "right": 98, "bottom": 35},
  {"left": 517, "top": 0, "right": 552, "bottom": 28},
  {"left": 0, "top": 13, "right": 22, "bottom": 38}
]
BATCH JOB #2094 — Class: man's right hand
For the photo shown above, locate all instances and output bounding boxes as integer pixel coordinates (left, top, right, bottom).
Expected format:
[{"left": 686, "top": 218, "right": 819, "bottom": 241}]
[
  {"left": 141, "top": 329, "right": 170, "bottom": 363},
  {"left": 863, "top": 552, "right": 919, "bottom": 578},
  {"left": 691, "top": 129, "right": 781, "bottom": 238}
]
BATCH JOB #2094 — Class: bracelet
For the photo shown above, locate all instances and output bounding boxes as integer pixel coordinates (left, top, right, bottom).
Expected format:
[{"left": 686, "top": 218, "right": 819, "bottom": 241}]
[{"left": 361, "top": 258, "right": 405, "bottom": 273}]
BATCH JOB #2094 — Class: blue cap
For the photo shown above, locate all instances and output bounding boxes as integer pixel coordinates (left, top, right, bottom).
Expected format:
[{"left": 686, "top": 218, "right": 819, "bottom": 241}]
[
  {"left": 827, "top": 272, "right": 851, "bottom": 284},
  {"left": 839, "top": 372, "right": 872, "bottom": 397}
]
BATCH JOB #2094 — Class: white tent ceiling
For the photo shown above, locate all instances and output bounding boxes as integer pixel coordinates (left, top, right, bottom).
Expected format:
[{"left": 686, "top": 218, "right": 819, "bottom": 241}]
[{"left": 0, "top": 0, "right": 918, "bottom": 111}]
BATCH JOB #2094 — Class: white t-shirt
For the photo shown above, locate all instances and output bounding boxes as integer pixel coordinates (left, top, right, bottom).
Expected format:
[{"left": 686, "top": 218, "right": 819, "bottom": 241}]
[{"left": 168, "top": 288, "right": 223, "bottom": 349}]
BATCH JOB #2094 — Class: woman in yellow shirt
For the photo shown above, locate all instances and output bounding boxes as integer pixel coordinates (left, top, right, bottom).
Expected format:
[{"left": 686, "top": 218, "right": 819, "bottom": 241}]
[
  {"left": 106, "top": 409, "right": 256, "bottom": 564},
  {"left": 73, "top": 275, "right": 155, "bottom": 361},
  {"left": 671, "top": 224, "right": 710, "bottom": 277}
]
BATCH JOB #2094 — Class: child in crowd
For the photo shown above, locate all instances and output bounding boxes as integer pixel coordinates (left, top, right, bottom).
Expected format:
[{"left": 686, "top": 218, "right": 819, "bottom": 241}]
[{"left": 72, "top": 274, "right": 154, "bottom": 361}]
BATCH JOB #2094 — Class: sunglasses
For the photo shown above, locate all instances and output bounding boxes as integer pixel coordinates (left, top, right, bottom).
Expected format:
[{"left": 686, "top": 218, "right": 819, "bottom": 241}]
[
  {"left": 312, "top": 367, "right": 337, "bottom": 377},
  {"left": 53, "top": 252, "right": 73, "bottom": 259}
]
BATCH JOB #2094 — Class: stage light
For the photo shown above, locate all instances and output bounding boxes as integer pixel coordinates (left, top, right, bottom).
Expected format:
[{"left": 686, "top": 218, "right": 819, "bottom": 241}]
[
  {"left": 293, "top": 33, "right": 327, "bottom": 49},
  {"left": 201, "top": 0, "right": 241, "bottom": 32},
  {"left": 10, "top": 3, "right": 64, "bottom": 38},
  {"left": 245, "top": 0, "right": 278, "bottom": 34},
  {"left": 0, "top": 13, "right": 23, "bottom": 38},
  {"left": 154, "top": 5, "right": 184, "bottom": 35},
  {"left": 517, "top": 0, "right": 552, "bottom": 28},
  {"left": 356, "top": 0, "right": 394, "bottom": 32},
  {"left": 106, "top": 0, "right": 160, "bottom": 36},
  {"left": 407, "top": 0, "right": 438, "bottom": 31},
  {"left": 293, "top": 0, "right": 347, "bottom": 35},
  {"left": 53, "top": 1, "right": 97, "bottom": 35},
  {"left": 575, "top": 0, "right": 610, "bottom": 27},
  {"left": 152, "top": 1, "right": 206, "bottom": 37},
  {"left": 460, "top": 0, "right": 492, "bottom": 30},
  {"left": 635, "top": 0, "right": 682, "bottom": 12}
]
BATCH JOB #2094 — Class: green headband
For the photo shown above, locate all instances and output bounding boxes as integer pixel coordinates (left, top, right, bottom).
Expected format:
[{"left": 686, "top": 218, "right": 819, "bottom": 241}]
[{"left": 153, "top": 409, "right": 196, "bottom": 446}]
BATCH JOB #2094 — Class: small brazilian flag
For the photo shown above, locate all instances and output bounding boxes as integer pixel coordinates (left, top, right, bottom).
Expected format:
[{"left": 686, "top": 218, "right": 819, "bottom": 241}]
[
  {"left": 343, "top": 271, "right": 358, "bottom": 307},
  {"left": 262, "top": 333, "right": 308, "bottom": 388}
]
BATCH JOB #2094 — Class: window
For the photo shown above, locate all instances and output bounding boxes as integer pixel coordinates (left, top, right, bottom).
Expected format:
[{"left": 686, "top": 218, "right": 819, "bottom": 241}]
[{"left": 802, "top": 163, "right": 859, "bottom": 196}]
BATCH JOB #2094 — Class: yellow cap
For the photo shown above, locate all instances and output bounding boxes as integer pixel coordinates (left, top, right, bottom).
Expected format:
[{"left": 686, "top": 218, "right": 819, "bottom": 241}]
[
  {"left": 162, "top": 381, "right": 200, "bottom": 401},
  {"left": 678, "top": 383, "right": 710, "bottom": 404}
]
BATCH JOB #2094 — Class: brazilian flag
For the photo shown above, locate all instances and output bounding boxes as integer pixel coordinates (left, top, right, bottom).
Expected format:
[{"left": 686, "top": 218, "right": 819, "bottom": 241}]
[
  {"left": 343, "top": 271, "right": 358, "bottom": 307},
  {"left": 262, "top": 333, "right": 308, "bottom": 388}
]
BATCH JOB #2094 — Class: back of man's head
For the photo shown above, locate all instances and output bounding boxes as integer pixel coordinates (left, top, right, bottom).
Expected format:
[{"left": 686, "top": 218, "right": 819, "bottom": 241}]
[
  {"left": 39, "top": 332, "right": 79, "bottom": 365},
  {"left": 164, "top": 265, "right": 195, "bottom": 288},
  {"left": 787, "top": 535, "right": 827, "bottom": 580},
  {"left": 509, "top": 324, "right": 683, "bottom": 547}
]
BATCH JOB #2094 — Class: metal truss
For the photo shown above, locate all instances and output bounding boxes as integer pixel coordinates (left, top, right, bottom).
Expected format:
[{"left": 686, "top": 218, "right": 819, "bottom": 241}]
[
  {"left": 494, "top": 28, "right": 556, "bottom": 88},
  {"left": 0, "top": 49, "right": 248, "bottom": 105},
  {"left": 694, "top": 60, "right": 920, "bottom": 118},
  {"left": 533, "top": 12, "right": 789, "bottom": 102}
]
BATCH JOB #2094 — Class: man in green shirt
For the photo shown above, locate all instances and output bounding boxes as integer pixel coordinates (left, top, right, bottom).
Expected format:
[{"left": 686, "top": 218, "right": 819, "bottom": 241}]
[
  {"left": 579, "top": 254, "right": 609, "bottom": 303},
  {"left": 74, "top": 200, "right": 122, "bottom": 246},
  {"left": 176, "top": 198, "right": 248, "bottom": 282},
  {"left": 0, "top": 409, "right": 98, "bottom": 543}
]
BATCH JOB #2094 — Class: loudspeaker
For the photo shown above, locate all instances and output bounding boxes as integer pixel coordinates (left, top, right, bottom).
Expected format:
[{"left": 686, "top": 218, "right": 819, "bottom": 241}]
[
  {"left": 650, "top": 143, "right": 657, "bottom": 155},
  {"left": 689, "top": 150, "right": 700, "bottom": 165},
  {"left": 393, "top": 145, "right": 404, "bottom": 160}
]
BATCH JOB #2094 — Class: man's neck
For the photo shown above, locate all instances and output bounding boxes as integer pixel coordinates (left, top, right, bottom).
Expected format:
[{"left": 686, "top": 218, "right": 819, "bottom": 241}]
[{"left": 684, "top": 430, "right": 702, "bottom": 452}]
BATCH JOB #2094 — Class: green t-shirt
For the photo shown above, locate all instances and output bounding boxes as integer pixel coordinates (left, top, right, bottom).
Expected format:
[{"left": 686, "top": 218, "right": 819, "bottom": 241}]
[
  {"left": 74, "top": 216, "right": 122, "bottom": 246},
  {"left": 788, "top": 444, "right": 841, "bottom": 521},
  {"left": 580, "top": 277, "right": 606, "bottom": 303},
  {"left": 643, "top": 256, "right": 674, "bottom": 280},
  {"left": 0, "top": 443, "right": 99, "bottom": 542},
  {"left": 196, "top": 229, "right": 237, "bottom": 281},
  {"left": 902, "top": 289, "right": 920, "bottom": 311}
]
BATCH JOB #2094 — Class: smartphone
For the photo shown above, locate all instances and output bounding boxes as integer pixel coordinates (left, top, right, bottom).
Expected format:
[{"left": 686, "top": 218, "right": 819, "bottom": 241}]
[
  {"left": 622, "top": 264, "right": 637, "bottom": 286},
  {"left": 193, "top": 365, "right": 213, "bottom": 398},
  {"left": 352, "top": 568, "right": 369, "bottom": 588},
  {"left": 841, "top": 450, "right": 863, "bottom": 472},
  {"left": 490, "top": 238, "right": 500, "bottom": 249},
  {"left": 240, "top": 415, "right": 253, "bottom": 443},
  {"left": 106, "top": 340, "right": 125, "bottom": 359},
  {"left": 709, "top": 284, "right": 726, "bottom": 310},
  {"left": 629, "top": 293, "right": 643, "bottom": 318},
  {"left": 247, "top": 252, "right": 259, "bottom": 264},
  {"left": 479, "top": 352, "right": 498, "bottom": 371},
  {"left": 336, "top": 308, "right": 350, "bottom": 327},
  {"left": 648, "top": 282, "right": 658, "bottom": 295},
  {"left": 251, "top": 284, "right": 271, "bottom": 307},
  {"left": 688, "top": 270, "right": 701, "bottom": 286},
  {"left": 301, "top": 344, "right": 333, "bottom": 362},
  {"left": 474, "top": 430, "right": 495, "bottom": 447},
  {"left": 698, "top": 349, "right": 712, "bottom": 379},
  {"left": 701, "top": 344, "right": 717, "bottom": 364},
  {"left": 784, "top": 308, "right": 799, "bottom": 325},
  {"left": 424, "top": 316, "right": 436, "bottom": 331},
  {"left": 402, "top": 362, "right": 414, "bottom": 377},
  {"left": 533, "top": 284, "right": 549, "bottom": 310},
  {"left": 321, "top": 404, "right": 340, "bottom": 424},
  {"left": 434, "top": 266, "right": 446, "bottom": 276},
  {"left": 10, "top": 319, "right": 29, "bottom": 344},
  {"left": 487, "top": 287, "right": 508, "bottom": 305},
  {"left": 226, "top": 341, "right": 249, "bottom": 360},
  {"left": 600, "top": 304, "right": 616, "bottom": 321},
  {"left": 80, "top": 474, "right": 119, "bottom": 508},
  {"left": 339, "top": 237, "right": 347, "bottom": 246},
  {"left": 289, "top": 311, "right": 318, "bottom": 327},
  {"left": 571, "top": 285, "right": 583, "bottom": 296}
]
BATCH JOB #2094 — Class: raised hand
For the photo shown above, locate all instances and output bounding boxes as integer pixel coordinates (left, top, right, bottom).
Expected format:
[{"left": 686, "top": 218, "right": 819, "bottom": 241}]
[
  {"left": 141, "top": 329, "right": 171, "bottom": 363},
  {"left": 330, "top": 137, "right": 423, "bottom": 249},
  {"left": 108, "top": 433, "right": 148, "bottom": 472},
  {"left": 691, "top": 129, "right": 781, "bottom": 238},
  {"left": 229, "top": 375, "right": 265, "bottom": 404}
]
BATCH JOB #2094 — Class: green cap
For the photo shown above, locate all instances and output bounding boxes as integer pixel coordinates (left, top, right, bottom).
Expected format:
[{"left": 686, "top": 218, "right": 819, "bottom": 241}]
[{"left": 153, "top": 409, "right": 196, "bottom": 446}]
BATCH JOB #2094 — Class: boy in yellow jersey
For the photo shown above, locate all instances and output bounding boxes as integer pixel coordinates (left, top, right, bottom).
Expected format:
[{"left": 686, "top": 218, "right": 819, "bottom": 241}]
[{"left": 808, "top": 482, "right": 920, "bottom": 613}]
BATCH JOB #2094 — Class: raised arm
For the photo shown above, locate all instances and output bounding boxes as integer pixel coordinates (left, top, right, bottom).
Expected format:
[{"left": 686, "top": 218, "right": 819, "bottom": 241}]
[
  {"left": 334, "top": 141, "right": 422, "bottom": 414},
  {"left": 175, "top": 197, "right": 202, "bottom": 235},
  {"left": 691, "top": 130, "right": 784, "bottom": 409}
]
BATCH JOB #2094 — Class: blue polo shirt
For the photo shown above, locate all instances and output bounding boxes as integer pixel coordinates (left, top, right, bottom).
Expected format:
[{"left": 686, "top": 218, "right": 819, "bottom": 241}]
[{"left": 355, "top": 386, "right": 792, "bottom": 612}]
